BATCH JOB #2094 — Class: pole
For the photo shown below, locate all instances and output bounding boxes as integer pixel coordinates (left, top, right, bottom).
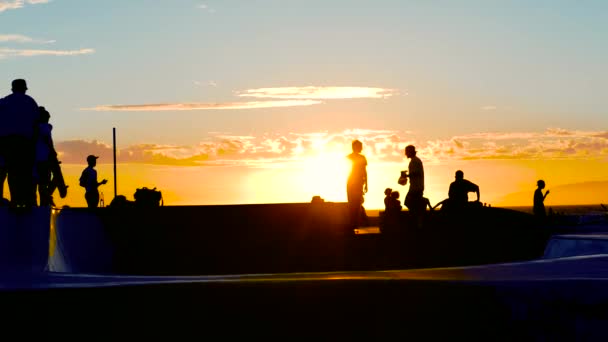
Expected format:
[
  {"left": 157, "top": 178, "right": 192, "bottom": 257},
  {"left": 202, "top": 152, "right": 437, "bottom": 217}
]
[{"left": 113, "top": 127, "right": 117, "bottom": 198}]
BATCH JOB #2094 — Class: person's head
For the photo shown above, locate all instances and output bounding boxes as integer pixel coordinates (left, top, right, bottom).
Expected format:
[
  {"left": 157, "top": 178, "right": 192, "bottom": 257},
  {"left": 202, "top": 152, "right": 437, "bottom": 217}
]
[
  {"left": 87, "top": 155, "right": 99, "bottom": 167},
  {"left": 455, "top": 170, "right": 464, "bottom": 180},
  {"left": 384, "top": 188, "right": 392, "bottom": 196},
  {"left": 352, "top": 140, "right": 363, "bottom": 153},
  {"left": 537, "top": 180, "right": 545, "bottom": 189},
  {"left": 405, "top": 145, "right": 416, "bottom": 158},
  {"left": 39, "top": 106, "right": 50, "bottom": 123},
  {"left": 11, "top": 79, "right": 27, "bottom": 93},
  {"left": 391, "top": 191, "right": 400, "bottom": 199}
]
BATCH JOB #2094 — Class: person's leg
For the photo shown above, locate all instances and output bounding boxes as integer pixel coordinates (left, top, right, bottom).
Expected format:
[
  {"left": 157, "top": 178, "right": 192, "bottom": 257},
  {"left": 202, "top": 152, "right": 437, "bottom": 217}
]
[
  {"left": 347, "top": 185, "right": 363, "bottom": 228},
  {"left": 85, "top": 191, "right": 100, "bottom": 208},
  {"left": 7, "top": 137, "right": 35, "bottom": 206},
  {"left": 405, "top": 191, "right": 425, "bottom": 228}
]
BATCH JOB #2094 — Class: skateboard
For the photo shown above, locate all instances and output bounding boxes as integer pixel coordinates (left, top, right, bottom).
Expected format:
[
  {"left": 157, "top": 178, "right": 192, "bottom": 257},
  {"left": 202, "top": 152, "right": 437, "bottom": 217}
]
[{"left": 48, "top": 155, "right": 68, "bottom": 199}]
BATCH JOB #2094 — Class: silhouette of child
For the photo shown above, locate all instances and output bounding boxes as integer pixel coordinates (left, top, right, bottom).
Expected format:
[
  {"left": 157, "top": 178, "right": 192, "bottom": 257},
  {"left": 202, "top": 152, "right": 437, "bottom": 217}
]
[
  {"left": 384, "top": 188, "right": 392, "bottom": 211},
  {"left": 533, "top": 180, "right": 549, "bottom": 218},
  {"left": 389, "top": 191, "right": 402, "bottom": 213}
]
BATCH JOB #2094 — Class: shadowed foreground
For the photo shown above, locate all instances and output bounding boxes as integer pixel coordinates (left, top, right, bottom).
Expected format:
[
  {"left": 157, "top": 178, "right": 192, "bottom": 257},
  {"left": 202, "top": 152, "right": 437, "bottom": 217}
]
[
  {"left": 50, "top": 203, "right": 550, "bottom": 275},
  {"left": 3, "top": 255, "right": 608, "bottom": 339}
]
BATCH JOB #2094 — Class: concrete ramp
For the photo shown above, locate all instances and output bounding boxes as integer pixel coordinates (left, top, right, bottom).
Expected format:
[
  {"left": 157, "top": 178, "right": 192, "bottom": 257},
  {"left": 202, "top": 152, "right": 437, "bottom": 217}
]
[
  {"left": 0, "top": 206, "right": 50, "bottom": 272},
  {"left": 543, "top": 234, "right": 608, "bottom": 259},
  {"left": 48, "top": 208, "right": 114, "bottom": 274}
]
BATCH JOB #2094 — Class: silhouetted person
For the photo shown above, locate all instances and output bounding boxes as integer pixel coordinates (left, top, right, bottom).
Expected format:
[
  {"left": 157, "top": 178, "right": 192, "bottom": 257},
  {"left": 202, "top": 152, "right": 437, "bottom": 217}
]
[
  {"left": 388, "top": 191, "right": 402, "bottom": 213},
  {"left": 33, "top": 106, "right": 57, "bottom": 206},
  {"left": 347, "top": 140, "right": 368, "bottom": 228},
  {"left": 533, "top": 180, "right": 549, "bottom": 218},
  {"left": 403, "top": 145, "right": 425, "bottom": 227},
  {"left": 384, "top": 188, "right": 392, "bottom": 211},
  {"left": 79, "top": 155, "right": 107, "bottom": 208},
  {"left": 448, "top": 170, "right": 480, "bottom": 208},
  {"left": 0, "top": 79, "right": 39, "bottom": 206}
]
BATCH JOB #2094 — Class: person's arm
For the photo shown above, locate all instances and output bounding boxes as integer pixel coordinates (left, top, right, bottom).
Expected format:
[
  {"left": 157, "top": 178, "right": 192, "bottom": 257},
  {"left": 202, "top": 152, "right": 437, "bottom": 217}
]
[
  {"left": 93, "top": 170, "right": 107, "bottom": 187},
  {"left": 543, "top": 190, "right": 550, "bottom": 200}
]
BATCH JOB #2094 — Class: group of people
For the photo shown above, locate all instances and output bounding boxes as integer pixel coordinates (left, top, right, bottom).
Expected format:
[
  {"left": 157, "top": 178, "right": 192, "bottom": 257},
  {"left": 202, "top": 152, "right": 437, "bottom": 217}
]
[
  {"left": 0, "top": 79, "right": 56, "bottom": 207},
  {"left": 346, "top": 140, "right": 552, "bottom": 228},
  {"left": 0, "top": 79, "right": 107, "bottom": 208}
]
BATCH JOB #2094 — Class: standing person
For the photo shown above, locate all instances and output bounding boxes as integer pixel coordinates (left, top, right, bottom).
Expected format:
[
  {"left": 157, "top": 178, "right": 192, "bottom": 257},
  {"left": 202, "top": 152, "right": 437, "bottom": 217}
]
[
  {"left": 403, "top": 145, "right": 425, "bottom": 227},
  {"left": 533, "top": 180, "right": 550, "bottom": 218},
  {"left": 79, "top": 155, "right": 107, "bottom": 208},
  {"left": 33, "top": 106, "right": 57, "bottom": 206},
  {"left": 0, "top": 79, "right": 40, "bottom": 206},
  {"left": 347, "top": 140, "right": 368, "bottom": 228}
]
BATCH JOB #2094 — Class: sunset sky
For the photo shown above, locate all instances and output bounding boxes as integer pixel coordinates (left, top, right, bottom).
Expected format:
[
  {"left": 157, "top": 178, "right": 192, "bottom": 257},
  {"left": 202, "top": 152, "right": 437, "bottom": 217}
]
[{"left": 1, "top": 0, "right": 607, "bottom": 209}]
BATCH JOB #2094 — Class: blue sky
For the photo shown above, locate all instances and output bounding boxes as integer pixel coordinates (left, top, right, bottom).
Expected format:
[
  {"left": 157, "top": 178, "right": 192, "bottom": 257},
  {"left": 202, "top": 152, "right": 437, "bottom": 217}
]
[
  {"left": 2, "top": 1, "right": 606, "bottom": 144},
  {"left": 1, "top": 0, "right": 607, "bottom": 207}
]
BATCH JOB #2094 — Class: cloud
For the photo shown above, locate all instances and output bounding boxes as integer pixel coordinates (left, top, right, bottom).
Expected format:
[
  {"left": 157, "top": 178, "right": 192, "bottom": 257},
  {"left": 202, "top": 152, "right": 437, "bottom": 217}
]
[
  {"left": 55, "top": 128, "right": 608, "bottom": 168},
  {"left": 238, "top": 86, "right": 397, "bottom": 100},
  {"left": 82, "top": 100, "right": 322, "bottom": 111},
  {"left": 0, "top": 34, "right": 55, "bottom": 44},
  {"left": 424, "top": 128, "right": 608, "bottom": 162},
  {"left": 0, "top": 1, "right": 23, "bottom": 12},
  {"left": 86, "top": 84, "right": 394, "bottom": 112},
  {"left": 0, "top": 47, "right": 94, "bottom": 59},
  {"left": 0, "top": 0, "right": 49, "bottom": 13},
  {"left": 481, "top": 105, "right": 497, "bottom": 111}
]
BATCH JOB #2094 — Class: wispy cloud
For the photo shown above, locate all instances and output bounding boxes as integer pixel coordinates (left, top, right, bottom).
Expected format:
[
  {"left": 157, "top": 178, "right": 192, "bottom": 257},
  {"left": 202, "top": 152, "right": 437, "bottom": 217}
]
[
  {"left": 238, "top": 86, "right": 397, "bottom": 99},
  {"left": 0, "top": 47, "right": 94, "bottom": 59},
  {"left": 481, "top": 105, "right": 497, "bottom": 111},
  {"left": 82, "top": 100, "right": 322, "bottom": 112},
  {"left": 0, "top": 34, "right": 54, "bottom": 43},
  {"left": 0, "top": 0, "right": 50, "bottom": 13},
  {"left": 86, "top": 84, "right": 394, "bottom": 112}
]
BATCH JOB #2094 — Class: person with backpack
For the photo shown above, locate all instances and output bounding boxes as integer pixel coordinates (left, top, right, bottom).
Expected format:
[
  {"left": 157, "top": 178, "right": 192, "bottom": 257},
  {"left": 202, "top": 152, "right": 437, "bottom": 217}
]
[{"left": 79, "top": 155, "right": 107, "bottom": 208}]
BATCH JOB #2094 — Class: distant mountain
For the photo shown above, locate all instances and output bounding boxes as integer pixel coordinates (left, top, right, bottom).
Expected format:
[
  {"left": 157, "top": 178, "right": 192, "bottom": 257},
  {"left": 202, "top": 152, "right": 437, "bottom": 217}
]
[{"left": 496, "top": 181, "right": 608, "bottom": 206}]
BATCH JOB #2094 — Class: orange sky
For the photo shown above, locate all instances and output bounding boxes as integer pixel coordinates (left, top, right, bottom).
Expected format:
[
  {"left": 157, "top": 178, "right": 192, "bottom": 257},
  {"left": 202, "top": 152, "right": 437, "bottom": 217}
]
[{"left": 48, "top": 157, "right": 608, "bottom": 210}]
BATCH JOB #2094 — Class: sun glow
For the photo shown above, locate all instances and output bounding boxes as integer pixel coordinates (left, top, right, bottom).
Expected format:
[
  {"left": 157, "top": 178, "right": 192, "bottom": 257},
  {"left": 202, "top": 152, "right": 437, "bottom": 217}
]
[{"left": 297, "top": 151, "right": 350, "bottom": 202}]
